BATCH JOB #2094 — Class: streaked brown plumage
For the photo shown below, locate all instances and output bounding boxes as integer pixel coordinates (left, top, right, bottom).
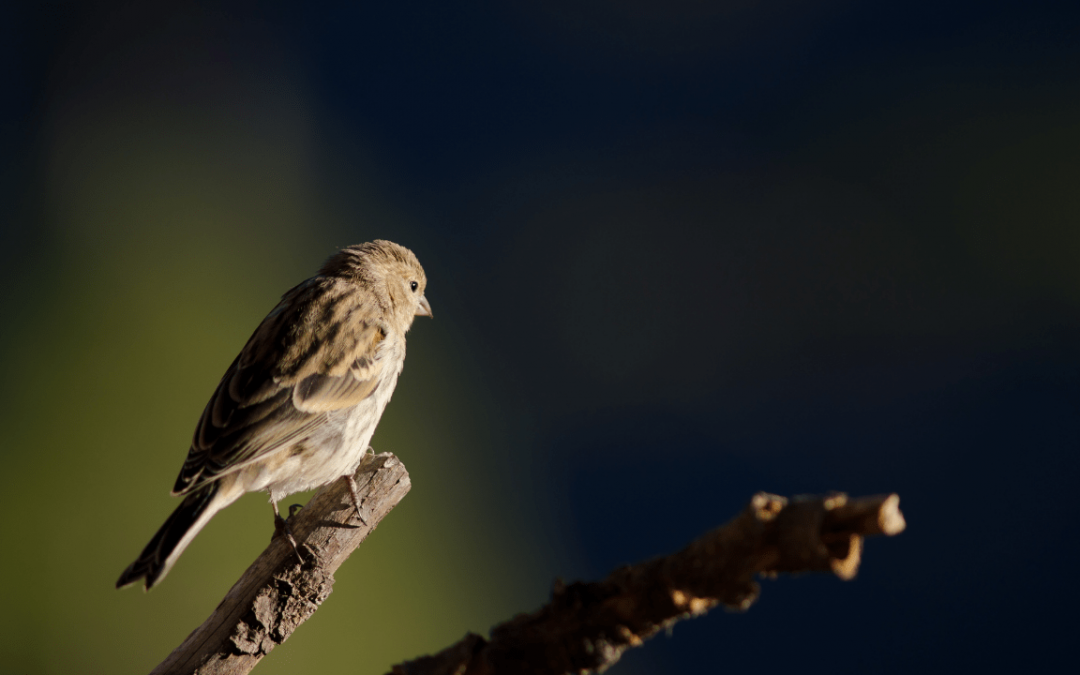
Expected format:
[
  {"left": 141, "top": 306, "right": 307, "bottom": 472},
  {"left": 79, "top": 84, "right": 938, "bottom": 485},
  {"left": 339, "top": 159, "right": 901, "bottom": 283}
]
[{"left": 117, "top": 240, "right": 431, "bottom": 590}]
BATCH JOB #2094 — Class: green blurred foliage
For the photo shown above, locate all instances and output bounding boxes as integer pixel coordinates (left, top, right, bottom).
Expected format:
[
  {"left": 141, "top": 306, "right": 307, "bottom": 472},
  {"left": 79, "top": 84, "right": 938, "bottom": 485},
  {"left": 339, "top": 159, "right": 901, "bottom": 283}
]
[{"left": 0, "top": 91, "right": 543, "bottom": 675}]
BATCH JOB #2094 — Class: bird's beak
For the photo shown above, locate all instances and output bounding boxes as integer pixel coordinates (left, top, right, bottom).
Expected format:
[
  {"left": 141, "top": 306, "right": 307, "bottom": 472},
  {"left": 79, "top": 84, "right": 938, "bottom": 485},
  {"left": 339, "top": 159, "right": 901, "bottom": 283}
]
[{"left": 415, "top": 295, "right": 433, "bottom": 318}]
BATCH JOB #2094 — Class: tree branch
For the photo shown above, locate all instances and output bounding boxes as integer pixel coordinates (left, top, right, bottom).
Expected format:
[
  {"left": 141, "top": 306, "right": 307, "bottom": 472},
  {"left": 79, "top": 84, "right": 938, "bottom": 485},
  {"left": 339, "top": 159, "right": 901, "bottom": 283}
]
[
  {"left": 389, "top": 492, "right": 906, "bottom": 675},
  {"left": 150, "top": 452, "right": 411, "bottom": 675}
]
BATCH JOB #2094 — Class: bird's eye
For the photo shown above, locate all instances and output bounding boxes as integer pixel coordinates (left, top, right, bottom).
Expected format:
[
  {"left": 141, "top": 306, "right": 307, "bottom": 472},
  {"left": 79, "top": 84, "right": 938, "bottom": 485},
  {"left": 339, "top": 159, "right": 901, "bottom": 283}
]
[{"left": 410, "top": 281, "right": 419, "bottom": 292}]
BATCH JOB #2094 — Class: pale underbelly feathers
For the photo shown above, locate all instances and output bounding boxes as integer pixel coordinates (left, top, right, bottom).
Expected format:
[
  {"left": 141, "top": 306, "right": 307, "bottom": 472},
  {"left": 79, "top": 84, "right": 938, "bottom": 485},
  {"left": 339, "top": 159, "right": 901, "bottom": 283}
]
[{"left": 242, "top": 347, "right": 404, "bottom": 502}]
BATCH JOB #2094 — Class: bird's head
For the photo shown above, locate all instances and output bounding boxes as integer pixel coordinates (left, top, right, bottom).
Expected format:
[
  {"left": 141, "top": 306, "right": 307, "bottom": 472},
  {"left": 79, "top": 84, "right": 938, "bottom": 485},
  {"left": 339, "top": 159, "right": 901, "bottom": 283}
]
[{"left": 321, "top": 240, "right": 432, "bottom": 332}]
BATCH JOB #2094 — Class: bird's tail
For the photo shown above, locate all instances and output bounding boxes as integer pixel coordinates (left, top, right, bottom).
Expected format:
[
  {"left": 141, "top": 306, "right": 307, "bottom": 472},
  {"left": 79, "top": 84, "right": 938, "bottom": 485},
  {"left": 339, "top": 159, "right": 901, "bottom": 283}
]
[{"left": 116, "top": 482, "right": 223, "bottom": 590}]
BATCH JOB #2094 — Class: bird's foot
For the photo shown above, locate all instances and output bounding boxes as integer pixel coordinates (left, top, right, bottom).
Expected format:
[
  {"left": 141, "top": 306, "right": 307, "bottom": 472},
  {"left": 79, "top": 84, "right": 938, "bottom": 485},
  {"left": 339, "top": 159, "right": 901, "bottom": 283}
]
[
  {"left": 272, "top": 503, "right": 304, "bottom": 565},
  {"left": 344, "top": 474, "right": 367, "bottom": 525}
]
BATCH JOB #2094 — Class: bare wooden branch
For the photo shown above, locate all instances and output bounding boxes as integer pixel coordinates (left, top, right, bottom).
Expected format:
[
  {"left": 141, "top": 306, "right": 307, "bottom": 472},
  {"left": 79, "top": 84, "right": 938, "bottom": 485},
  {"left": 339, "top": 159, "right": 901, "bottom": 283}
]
[
  {"left": 151, "top": 452, "right": 411, "bottom": 675},
  {"left": 389, "top": 492, "right": 906, "bottom": 675}
]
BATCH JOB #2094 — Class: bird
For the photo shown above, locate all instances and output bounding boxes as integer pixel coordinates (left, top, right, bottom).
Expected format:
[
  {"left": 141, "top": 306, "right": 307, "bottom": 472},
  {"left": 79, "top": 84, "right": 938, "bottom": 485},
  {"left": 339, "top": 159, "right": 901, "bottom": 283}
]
[{"left": 116, "top": 240, "right": 432, "bottom": 590}]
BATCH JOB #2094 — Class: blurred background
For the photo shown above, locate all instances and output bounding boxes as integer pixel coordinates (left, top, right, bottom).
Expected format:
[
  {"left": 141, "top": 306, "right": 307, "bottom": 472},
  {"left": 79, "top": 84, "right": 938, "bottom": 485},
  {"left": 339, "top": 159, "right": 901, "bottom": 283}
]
[{"left": 1, "top": 1, "right": 1078, "bottom": 673}]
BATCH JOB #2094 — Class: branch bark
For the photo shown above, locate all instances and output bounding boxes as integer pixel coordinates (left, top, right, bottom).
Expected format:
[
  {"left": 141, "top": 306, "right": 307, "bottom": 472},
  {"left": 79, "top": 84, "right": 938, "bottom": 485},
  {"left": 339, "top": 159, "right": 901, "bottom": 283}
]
[
  {"left": 389, "top": 492, "right": 906, "bottom": 675},
  {"left": 150, "top": 452, "right": 411, "bottom": 675}
]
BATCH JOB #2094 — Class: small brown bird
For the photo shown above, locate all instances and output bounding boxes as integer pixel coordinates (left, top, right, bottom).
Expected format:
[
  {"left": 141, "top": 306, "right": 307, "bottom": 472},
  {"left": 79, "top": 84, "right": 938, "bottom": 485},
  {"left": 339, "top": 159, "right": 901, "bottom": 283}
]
[{"left": 117, "top": 240, "right": 431, "bottom": 590}]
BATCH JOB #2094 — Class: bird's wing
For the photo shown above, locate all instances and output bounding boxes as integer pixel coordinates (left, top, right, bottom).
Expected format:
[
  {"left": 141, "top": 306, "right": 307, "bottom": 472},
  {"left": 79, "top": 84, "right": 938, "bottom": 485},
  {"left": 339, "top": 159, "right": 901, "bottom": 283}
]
[{"left": 172, "top": 278, "right": 387, "bottom": 495}]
